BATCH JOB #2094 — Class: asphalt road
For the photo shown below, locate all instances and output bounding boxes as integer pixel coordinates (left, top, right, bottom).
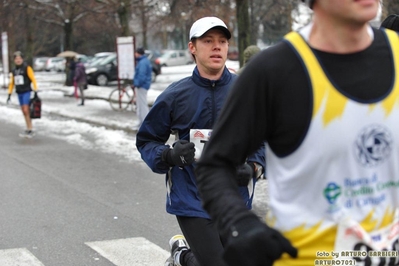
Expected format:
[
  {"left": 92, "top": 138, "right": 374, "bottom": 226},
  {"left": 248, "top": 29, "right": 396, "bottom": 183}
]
[
  {"left": 0, "top": 69, "right": 269, "bottom": 265},
  {"left": 0, "top": 121, "right": 180, "bottom": 266}
]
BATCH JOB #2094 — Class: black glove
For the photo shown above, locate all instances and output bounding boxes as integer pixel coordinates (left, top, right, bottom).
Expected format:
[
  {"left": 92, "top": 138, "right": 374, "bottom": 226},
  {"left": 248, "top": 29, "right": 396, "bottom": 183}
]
[
  {"left": 236, "top": 163, "right": 255, "bottom": 186},
  {"left": 162, "top": 140, "right": 195, "bottom": 167},
  {"left": 223, "top": 215, "right": 298, "bottom": 266},
  {"left": 6, "top": 94, "right": 11, "bottom": 104}
]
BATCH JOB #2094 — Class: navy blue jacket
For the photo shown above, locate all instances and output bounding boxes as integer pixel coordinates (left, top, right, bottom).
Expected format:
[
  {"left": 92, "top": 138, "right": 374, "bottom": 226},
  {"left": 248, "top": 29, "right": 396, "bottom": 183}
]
[
  {"left": 136, "top": 66, "right": 265, "bottom": 218},
  {"left": 133, "top": 55, "right": 152, "bottom": 89}
]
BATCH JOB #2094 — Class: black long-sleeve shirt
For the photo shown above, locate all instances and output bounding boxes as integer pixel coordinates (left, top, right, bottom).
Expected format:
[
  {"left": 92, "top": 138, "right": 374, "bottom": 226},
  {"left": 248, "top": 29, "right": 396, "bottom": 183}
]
[{"left": 195, "top": 27, "right": 393, "bottom": 235}]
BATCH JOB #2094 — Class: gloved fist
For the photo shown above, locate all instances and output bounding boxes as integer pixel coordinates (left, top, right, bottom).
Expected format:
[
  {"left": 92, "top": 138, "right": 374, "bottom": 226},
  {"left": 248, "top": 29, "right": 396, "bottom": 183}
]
[
  {"left": 236, "top": 163, "right": 255, "bottom": 186},
  {"left": 163, "top": 140, "right": 195, "bottom": 167},
  {"left": 6, "top": 94, "right": 11, "bottom": 104},
  {"left": 223, "top": 215, "right": 297, "bottom": 266}
]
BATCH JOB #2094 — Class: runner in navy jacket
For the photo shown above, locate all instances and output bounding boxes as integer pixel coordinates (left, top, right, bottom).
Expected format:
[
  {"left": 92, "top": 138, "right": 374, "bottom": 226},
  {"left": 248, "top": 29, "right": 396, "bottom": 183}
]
[{"left": 136, "top": 16, "right": 265, "bottom": 266}]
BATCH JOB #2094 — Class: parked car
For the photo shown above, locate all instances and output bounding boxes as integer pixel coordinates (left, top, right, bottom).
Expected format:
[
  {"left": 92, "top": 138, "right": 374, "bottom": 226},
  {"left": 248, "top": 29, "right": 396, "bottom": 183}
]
[
  {"left": 86, "top": 51, "right": 163, "bottom": 86},
  {"left": 45, "top": 57, "right": 66, "bottom": 72},
  {"left": 145, "top": 50, "right": 162, "bottom": 82},
  {"left": 33, "top": 57, "right": 49, "bottom": 71},
  {"left": 86, "top": 52, "right": 115, "bottom": 67},
  {"left": 155, "top": 50, "right": 193, "bottom": 67},
  {"left": 86, "top": 53, "right": 117, "bottom": 86},
  {"left": 75, "top": 54, "right": 90, "bottom": 65}
]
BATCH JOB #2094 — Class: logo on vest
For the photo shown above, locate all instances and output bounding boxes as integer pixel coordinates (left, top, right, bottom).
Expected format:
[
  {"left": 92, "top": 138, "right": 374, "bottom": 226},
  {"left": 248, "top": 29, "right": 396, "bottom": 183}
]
[
  {"left": 324, "top": 182, "right": 342, "bottom": 204},
  {"left": 354, "top": 124, "right": 392, "bottom": 167}
]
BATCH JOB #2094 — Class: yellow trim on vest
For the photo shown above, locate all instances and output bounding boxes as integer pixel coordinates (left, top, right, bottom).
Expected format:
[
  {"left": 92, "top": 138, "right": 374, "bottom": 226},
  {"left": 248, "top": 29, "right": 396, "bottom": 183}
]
[
  {"left": 285, "top": 32, "right": 348, "bottom": 127},
  {"left": 285, "top": 30, "right": 399, "bottom": 126},
  {"left": 382, "top": 29, "right": 399, "bottom": 116}
]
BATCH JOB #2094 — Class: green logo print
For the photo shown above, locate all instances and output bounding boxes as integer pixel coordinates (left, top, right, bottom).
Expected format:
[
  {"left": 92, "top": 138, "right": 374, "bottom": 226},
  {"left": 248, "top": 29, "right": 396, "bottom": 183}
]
[{"left": 324, "top": 182, "right": 341, "bottom": 204}]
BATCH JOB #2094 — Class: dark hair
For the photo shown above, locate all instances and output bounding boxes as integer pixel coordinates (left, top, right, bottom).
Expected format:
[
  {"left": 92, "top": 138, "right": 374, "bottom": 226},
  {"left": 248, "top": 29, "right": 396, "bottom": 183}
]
[
  {"left": 13, "top": 51, "right": 23, "bottom": 58},
  {"left": 136, "top": 47, "right": 145, "bottom": 55},
  {"left": 380, "top": 14, "right": 399, "bottom": 31}
]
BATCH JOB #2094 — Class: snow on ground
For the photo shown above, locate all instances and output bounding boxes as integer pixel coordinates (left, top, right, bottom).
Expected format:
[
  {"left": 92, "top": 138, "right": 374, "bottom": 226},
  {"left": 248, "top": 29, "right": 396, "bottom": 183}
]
[{"left": 0, "top": 60, "right": 268, "bottom": 216}]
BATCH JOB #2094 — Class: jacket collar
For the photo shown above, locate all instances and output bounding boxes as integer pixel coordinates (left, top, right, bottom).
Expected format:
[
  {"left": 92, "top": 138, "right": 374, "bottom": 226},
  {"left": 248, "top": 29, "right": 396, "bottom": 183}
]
[
  {"left": 192, "top": 66, "right": 234, "bottom": 88},
  {"left": 136, "top": 55, "right": 146, "bottom": 61}
]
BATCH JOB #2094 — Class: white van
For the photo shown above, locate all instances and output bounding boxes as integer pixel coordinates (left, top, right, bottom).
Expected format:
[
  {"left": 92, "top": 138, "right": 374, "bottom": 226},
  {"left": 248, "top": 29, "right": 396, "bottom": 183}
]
[{"left": 156, "top": 50, "right": 193, "bottom": 67}]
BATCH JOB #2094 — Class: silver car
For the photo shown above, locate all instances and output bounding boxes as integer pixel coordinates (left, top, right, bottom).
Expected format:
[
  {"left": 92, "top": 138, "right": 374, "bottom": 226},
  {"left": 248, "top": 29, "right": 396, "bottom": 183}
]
[
  {"left": 45, "top": 57, "right": 66, "bottom": 72},
  {"left": 33, "top": 57, "right": 49, "bottom": 71}
]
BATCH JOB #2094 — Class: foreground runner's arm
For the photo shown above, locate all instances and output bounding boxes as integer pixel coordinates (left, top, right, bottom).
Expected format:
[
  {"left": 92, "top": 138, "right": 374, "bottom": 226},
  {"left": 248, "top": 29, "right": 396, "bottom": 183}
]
[{"left": 195, "top": 45, "right": 298, "bottom": 266}]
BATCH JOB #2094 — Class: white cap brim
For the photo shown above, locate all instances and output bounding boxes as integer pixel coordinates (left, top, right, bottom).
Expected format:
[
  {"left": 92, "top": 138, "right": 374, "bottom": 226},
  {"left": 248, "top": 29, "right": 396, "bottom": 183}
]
[{"left": 189, "top": 17, "right": 231, "bottom": 40}]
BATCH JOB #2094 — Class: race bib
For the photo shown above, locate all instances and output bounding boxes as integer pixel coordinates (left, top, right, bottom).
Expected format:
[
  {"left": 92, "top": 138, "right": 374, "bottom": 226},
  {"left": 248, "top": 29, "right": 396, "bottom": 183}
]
[
  {"left": 335, "top": 210, "right": 399, "bottom": 265},
  {"left": 14, "top": 75, "right": 24, "bottom": 85},
  {"left": 190, "top": 129, "right": 212, "bottom": 160}
]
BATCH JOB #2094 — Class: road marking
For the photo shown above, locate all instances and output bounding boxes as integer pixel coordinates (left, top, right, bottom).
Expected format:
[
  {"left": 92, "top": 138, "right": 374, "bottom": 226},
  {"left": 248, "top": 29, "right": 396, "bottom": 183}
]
[
  {"left": 86, "top": 237, "right": 170, "bottom": 266},
  {"left": 0, "top": 248, "right": 45, "bottom": 266}
]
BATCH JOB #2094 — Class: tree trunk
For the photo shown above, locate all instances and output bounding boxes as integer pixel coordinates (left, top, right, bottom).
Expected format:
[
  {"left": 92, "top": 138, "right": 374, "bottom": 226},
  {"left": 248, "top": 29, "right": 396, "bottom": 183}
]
[
  {"left": 118, "top": 1, "right": 131, "bottom": 36},
  {"left": 25, "top": 6, "right": 34, "bottom": 66},
  {"left": 236, "top": 0, "right": 250, "bottom": 68},
  {"left": 140, "top": 0, "right": 148, "bottom": 48},
  {"left": 64, "top": 20, "right": 73, "bottom": 51},
  {"left": 249, "top": 0, "right": 258, "bottom": 45}
]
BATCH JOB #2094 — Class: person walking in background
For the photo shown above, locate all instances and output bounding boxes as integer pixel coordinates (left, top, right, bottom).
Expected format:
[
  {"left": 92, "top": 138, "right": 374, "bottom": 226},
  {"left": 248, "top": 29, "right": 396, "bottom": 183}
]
[
  {"left": 67, "top": 57, "right": 77, "bottom": 86},
  {"left": 132, "top": 47, "right": 152, "bottom": 130},
  {"left": 7, "top": 51, "right": 39, "bottom": 138},
  {"left": 73, "top": 57, "right": 87, "bottom": 106},
  {"left": 237, "top": 45, "right": 260, "bottom": 74},
  {"left": 136, "top": 17, "right": 265, "bottom": 266},
  {"left": 196, "top": 0, "right": 399, "bottom": 265}
]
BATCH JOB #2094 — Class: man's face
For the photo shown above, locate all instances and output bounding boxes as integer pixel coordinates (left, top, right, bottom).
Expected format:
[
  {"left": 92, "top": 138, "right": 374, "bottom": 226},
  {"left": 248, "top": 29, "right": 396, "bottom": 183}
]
[
  {"left": 316, "top": 0, "right": 379, "bottom": 24},
  {"left": 14, "top": 56, "right": 23, "bottom": 66},
  {"left": 189, "top": 29, "right": 229, "bottom": 74}
]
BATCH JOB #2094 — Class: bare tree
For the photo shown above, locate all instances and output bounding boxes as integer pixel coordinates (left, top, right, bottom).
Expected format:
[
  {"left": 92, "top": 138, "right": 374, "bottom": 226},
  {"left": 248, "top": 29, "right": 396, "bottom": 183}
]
[
  {"left": 30, "top": 0, "right": 101, "bottom": 51},
  {"left": 0, "top": 0, "right": 54, "bottom": 64},
  {"left": 381, "top": 0, "right": 399, "bottom": 22},
  {"left": 155, "top": 0, "right": 234, "bottom": 50},
  {"left": 131, "top": 0, "right": 159, "bottom": 48},
  {"left": 0, "top": 0, "right": 306, "bottom": 68},
  {"left": 236, "top": 0, "right": 250, "bottom": 66}
]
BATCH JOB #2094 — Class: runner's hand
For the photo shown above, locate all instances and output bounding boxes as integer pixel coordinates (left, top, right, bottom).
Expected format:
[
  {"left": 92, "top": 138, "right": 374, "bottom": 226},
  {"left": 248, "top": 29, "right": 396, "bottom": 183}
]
[
  {"left": 6, "top": 94, "right": 11, "bottom": 104},
  {"left": 223, "top": 215, "right": 298, "bottom": 266},
  {"left": 236, "top": 163, "right": 254, "bottom": 186},
  {"left": 163, "top": 140, "right": 195, "bottom": 166}
]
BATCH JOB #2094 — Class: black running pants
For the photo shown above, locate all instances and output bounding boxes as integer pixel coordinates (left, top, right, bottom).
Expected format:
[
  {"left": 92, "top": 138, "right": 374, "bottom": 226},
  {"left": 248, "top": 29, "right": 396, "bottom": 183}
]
[{"left": 176, "top": 216, "right": 228, "bottom": 266}]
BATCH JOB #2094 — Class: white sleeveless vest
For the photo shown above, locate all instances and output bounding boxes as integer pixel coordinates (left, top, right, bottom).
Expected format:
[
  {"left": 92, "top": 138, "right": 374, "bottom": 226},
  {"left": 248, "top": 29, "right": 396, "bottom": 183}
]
[{"left": 267, "top": 30, "right": 399, "bottom": 265}]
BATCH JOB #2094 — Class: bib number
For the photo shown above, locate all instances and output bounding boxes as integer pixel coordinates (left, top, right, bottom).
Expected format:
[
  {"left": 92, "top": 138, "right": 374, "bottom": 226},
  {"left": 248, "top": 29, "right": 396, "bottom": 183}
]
[
  {"left": 15, "top": 75, "right": 24, "bottom": 85},
  {"left": 190, "top": 129, "right": 212, "bottom": 160},
  {"left": 335, "top": 211, "right": 399, "bottom": 265}
]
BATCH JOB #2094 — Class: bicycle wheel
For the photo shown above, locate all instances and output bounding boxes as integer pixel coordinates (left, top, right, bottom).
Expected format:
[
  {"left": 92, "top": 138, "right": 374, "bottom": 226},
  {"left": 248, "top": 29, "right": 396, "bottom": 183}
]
[{"left": 109, "top": 87, "right": 133, "bottom": 111}]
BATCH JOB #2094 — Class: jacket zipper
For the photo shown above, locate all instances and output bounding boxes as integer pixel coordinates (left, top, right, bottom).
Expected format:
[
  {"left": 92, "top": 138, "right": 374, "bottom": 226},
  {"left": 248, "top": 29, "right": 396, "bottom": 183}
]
[{"left": 211, "top": 82, "right": 216, "bottom": 127}]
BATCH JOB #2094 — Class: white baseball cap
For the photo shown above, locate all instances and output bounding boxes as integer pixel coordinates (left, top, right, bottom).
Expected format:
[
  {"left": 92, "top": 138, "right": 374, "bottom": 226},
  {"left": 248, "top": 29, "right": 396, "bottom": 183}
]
[{"left": 189, "top": 17, "right": 231, "bottom": 40}]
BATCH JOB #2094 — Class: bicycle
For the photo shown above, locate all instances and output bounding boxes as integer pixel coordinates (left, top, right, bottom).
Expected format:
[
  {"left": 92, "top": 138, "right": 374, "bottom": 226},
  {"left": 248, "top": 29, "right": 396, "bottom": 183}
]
[{"left": 109, "top": 82, "right": 136, "bottom": 112}]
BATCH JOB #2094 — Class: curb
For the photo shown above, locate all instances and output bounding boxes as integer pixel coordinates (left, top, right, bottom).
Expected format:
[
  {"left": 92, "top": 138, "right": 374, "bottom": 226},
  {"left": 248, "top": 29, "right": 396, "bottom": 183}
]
[{"left": 0, "top": 99, "right": 139, "bottom": 134}]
